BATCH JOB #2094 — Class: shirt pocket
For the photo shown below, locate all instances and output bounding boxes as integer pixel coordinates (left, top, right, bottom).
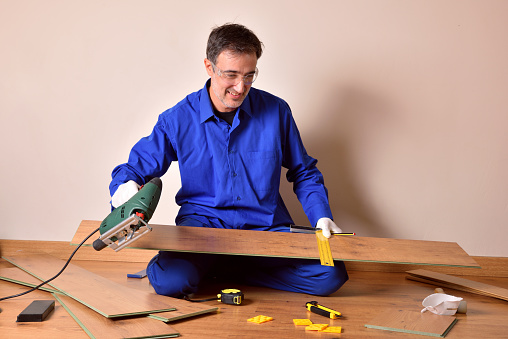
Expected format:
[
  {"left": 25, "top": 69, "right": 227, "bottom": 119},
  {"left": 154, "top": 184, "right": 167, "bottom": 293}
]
[{"left": 243, "top": 150, "right": 280, "bottom": 191}]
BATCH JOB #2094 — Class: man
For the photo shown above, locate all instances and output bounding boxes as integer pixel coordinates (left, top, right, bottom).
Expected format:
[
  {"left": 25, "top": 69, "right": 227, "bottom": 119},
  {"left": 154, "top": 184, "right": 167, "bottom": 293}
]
[{"left": 109, "top": 23, "right": 348, "bottom": 297}]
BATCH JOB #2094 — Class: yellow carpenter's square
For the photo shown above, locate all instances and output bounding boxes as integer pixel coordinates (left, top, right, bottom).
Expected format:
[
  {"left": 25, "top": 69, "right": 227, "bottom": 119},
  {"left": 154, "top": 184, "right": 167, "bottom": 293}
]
[{"left": 316, "top": 230, "right": 334, "bottom": 266}]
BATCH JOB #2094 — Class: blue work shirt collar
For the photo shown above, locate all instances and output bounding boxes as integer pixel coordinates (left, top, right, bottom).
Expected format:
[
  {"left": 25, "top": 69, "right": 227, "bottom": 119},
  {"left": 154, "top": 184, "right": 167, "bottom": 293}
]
[{"left": 199, "top": 79, "right": 253, "bottom": 124}]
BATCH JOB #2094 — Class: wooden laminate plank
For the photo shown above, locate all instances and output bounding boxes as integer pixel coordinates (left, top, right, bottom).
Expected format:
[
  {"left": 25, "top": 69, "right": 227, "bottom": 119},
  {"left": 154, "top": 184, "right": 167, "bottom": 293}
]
[
  {"left": 406, "top": 275, "right": 497, "bottom": 299},
  {"left": 344, "top": 256, "right": 508, "bottom": 277},
  {"left": 148, "top": 306, "right": 219, "bottom": 323},
  {"left": 53, "top": 293, "right": 179, "bottom": 339},
  {"left": 4, "top": 239, "right": 507, "bottom": 277},
  {"left": 67, "top": 261, "right": 220, "bottom": 323},
  {"left": 365, "top": 309, "right": 458, "bottom": 337},
  {"left": 2, "top": 254, "right": 177, "bottom": 318},
  {"left": 0, "top": 267, "right": 59, "bottom": 293},
  {"left": 0, "top": 239, "right": 156, "bottom": 263},
  {"left": 407, "top": 269, "right": 508, "bottom": 302},
  {"left": 64, "top": 259, "right": 220, "bottom": 322},
  {"left": 72, "top": 220, "right": 480, "bottom": 268}
]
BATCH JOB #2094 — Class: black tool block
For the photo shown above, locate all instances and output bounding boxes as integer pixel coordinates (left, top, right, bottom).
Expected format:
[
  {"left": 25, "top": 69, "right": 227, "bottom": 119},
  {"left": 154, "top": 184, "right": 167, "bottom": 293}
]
[{"left": 17, "top": 300, "right": 55, "bottom": 322}]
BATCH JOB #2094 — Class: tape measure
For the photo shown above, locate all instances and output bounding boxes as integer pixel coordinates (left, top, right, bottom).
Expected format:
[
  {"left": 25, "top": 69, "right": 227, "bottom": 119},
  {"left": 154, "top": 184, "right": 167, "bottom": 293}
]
[
  {"left": 185, "top": 288, "right": 244, "bottom": 305},
  {"left": 316, "top": 230, "right": 334, "bottom": 266},
  {"left": 217, "top": 289, "right": 243, "bottom": 305}
]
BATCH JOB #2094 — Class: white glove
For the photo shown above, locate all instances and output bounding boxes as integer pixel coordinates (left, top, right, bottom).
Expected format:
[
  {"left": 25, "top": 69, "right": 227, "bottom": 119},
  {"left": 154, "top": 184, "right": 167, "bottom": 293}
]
[
  {"left": 111, "top": 180, "right": 140, "bottom": 208},
  {"left": 316, "top": 217, "right": 343, "bottom": 238}
]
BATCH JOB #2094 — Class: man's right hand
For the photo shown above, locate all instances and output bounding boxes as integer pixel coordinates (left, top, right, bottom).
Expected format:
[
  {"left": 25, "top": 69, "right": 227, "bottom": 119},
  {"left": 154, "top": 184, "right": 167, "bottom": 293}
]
[{"left": 111, "top": 180, "right": 140, "bottom": 208}]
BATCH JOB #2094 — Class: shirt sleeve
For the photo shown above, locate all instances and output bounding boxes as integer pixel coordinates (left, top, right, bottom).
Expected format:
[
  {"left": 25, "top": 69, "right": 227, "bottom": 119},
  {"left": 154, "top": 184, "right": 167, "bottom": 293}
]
[
  {"left": 280, "top": 101, "right": 333, "bottom": 226},
  {"left": 109, "top": 115, "right": 176, "bottom": 197}
]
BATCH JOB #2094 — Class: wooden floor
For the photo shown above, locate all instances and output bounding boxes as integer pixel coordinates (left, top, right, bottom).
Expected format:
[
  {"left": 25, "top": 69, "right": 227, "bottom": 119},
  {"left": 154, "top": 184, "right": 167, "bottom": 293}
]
[{"left": 1, "top": 259, "right": 507, "bottom": 338}]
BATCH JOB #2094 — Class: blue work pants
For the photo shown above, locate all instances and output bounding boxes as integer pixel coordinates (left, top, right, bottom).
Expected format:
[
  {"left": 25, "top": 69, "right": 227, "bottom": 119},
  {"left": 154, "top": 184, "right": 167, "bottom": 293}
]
[{"left": 146, "top": 216, "right": 348, "bottom": 297}]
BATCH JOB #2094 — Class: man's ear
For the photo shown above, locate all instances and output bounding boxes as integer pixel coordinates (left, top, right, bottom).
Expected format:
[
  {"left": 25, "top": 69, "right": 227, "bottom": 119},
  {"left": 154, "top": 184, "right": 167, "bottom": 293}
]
[{"left": 204, "top": 58, "right": 214, "bottom": 77}]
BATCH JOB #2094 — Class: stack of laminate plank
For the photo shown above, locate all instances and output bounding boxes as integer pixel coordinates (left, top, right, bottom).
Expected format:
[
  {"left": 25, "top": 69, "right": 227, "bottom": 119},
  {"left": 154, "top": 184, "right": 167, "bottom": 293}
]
[
  {"left": 1, "top": 253, "right": 218, "bottom": 338},
  {"left": 406, "top": 269, "right": 508, "bottom": 302}
]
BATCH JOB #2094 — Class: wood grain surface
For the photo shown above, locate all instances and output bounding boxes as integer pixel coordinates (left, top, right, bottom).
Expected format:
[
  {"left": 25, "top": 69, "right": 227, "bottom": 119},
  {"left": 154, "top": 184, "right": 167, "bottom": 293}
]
[
  {"left": 0, "top": 267, "right": 59, "bottom": 293},
  {"left": 4, "top": 239, "right": 508, "bottom": 277},
  {"left": 365, "top": 309, "right": 458, "bottom": 337},
  {"left": 3, "top": 258, "right": 508, "bottom": 339},
  {"left": 0, "top": 290, "right": 88, "bottom": 339},
  {"left": 2, "top": 254, "right": 177, "bottom": 318},
  {"left": 0, "top": 239, "right": 156, "bottom": 263},
  {"left": 148, "top": 305, "right": 220, "bottom": 323},
  {"left": 53, "top": 293, "right": 179, "bottom": 338},
  {"left": 73, "top": 220, "right": 480, "bottom": 268}
]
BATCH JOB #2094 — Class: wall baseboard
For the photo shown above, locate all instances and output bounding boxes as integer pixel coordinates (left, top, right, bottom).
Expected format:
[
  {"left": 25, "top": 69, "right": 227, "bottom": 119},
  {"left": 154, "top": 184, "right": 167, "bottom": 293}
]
[{"left": 1, "top": 239, "right": 506, "bottom": 277}]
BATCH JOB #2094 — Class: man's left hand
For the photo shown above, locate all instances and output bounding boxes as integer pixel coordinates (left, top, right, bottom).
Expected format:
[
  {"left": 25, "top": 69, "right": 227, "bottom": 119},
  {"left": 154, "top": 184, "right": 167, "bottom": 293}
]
[{"left": 316, "top": 218, "right": 343, "bottom": 238}]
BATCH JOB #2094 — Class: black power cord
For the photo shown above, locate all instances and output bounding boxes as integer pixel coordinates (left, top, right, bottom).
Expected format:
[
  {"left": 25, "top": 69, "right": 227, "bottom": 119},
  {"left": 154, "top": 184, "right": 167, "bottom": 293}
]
[
  {"left": 183, "top": 295, "right": 218, "bottom": 302},
  {"left": 0, "top": 227, "right": 100, "bottom": 302},
  {"left": 184, "top": 289, "right": 244, "bottom": 305}
]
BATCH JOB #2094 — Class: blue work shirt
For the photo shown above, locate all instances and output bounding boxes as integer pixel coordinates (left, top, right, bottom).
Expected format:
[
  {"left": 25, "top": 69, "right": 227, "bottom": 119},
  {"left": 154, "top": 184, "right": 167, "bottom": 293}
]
[{"left": 110, "top": 80, "right": 333, "bottom": 230}]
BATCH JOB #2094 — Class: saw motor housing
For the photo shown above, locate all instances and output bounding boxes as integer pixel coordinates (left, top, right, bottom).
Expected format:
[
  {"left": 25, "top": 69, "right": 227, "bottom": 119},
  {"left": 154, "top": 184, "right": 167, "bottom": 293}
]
[{"left": 93, "top": 177, "right": 162, "bottom": 252}]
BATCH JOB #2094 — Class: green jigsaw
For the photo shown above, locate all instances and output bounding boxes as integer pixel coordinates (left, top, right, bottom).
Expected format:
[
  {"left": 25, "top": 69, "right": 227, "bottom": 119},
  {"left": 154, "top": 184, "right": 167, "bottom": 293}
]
[{"left": 93, "top": 177, "right": 162, "bottom": 252}]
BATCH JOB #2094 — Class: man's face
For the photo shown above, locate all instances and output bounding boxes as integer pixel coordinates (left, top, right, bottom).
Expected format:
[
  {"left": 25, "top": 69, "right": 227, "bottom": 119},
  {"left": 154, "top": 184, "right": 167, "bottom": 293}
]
[{"left": 205, "top": 51, "right": 258, "bottom": 112}]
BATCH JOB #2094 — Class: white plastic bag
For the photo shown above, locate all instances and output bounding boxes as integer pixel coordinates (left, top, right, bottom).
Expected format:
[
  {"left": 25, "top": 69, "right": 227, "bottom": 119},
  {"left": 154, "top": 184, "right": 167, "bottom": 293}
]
[{"left": 421, "top": 293, "right": 463, "bottom": 316}]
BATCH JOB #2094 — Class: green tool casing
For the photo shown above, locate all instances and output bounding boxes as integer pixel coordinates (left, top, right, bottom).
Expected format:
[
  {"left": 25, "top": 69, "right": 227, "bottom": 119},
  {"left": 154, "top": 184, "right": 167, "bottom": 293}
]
[{"left": 93, "top": 177, "right": 162, "bottom": 251}]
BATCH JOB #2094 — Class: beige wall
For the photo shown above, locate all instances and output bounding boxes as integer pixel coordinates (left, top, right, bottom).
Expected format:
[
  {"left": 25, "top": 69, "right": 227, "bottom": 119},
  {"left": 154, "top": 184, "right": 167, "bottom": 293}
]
[{"left": 1, "top": 0, "right": 507, "bottom": 257}]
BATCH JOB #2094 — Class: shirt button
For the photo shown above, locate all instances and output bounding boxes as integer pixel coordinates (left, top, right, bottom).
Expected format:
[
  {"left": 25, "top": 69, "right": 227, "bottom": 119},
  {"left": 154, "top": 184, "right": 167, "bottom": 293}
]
[
  {"left": 237, "top": 196, "right": 241, "bottom": 201},
  {"left": 229, "top": 150, "right": 235, "bottom": 154},
  {"left": 233, "top": 173, "right": 237, "bottom": 177}
]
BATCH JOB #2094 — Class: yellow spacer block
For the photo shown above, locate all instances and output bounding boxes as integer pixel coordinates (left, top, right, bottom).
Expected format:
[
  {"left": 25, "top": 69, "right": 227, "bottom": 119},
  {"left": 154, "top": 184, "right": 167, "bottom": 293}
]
[
  {"left": 293, "top": 319, "right": 313, "bottom": 326},
  {"left": 247, "top": 315, "right": 273, "bottom": 324},
  {"left": 305, "top": 324, "right": 329, "bottom": 331},
  {"left": 320, "top": 326, "right": 342, "bottom": 333}
]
